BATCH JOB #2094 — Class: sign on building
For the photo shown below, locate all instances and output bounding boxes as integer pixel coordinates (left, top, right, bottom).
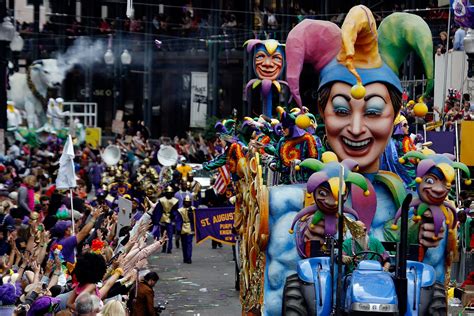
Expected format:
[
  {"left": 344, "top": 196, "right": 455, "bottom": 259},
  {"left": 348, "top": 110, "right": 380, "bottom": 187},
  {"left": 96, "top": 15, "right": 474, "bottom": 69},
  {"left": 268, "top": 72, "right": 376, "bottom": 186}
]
[{"left": 190, "top": 72, "right": 208, "bottom": 128}]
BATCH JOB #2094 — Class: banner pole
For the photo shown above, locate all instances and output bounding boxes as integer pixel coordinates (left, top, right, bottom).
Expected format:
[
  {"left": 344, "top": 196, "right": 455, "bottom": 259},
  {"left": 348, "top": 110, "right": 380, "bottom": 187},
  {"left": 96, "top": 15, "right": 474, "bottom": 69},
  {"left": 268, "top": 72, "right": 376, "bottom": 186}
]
[
  {"left": 455, "top": 121, "right": 461, "bottom": 206},
  {"left": 70, "top": 188, "right": 75, "bottom": 235}
]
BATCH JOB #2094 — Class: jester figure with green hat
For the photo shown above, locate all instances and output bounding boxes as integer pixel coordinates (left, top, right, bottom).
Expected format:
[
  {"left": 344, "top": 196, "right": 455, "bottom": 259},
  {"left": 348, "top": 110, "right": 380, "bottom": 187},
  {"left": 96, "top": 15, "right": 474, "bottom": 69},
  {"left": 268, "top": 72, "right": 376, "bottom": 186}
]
[
  {"left": 285, "top": 5, "right": 435, "bottom": 253},
  {"left": 282, "top": 4, "right": 451, "bottom": 314},
  {"left": 391, "top": 150, "right": 471, "bottom": 281},
  {"left": 288, "top": 153, "right": 369, "bottom": 259},
  {"left": 264, "top": 106, "right": 319, "bottom": 183}
]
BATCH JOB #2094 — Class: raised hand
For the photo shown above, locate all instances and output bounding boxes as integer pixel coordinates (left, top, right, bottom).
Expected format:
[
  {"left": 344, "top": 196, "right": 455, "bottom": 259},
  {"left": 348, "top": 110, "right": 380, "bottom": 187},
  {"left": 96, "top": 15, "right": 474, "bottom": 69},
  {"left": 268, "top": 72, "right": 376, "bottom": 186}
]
[
  {"left": 304, "top": 218, "right": 326, "bottom": 243},
  {"left": 419, "top": 211, "right": 445, "bottom": 248}
]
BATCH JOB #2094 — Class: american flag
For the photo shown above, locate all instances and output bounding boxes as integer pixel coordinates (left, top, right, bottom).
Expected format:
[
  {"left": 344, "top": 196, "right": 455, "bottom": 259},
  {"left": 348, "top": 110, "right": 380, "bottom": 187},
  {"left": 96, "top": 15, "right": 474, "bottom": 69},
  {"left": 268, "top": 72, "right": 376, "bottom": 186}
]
[{"left": 213, "top": 166, "right": 231, "bottom": 194}]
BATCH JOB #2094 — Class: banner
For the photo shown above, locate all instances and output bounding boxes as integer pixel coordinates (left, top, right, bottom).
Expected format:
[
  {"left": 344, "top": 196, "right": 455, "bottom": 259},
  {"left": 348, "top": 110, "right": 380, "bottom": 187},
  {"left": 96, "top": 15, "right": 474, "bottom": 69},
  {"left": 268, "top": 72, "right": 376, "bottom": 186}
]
[
  {"left": 85, "top": 127, "right": 101, "bottom": 149},
  {"left": 460, "top": 121, "right": 474, "bottom": 166},
  {"left": 194, "top": 207, "right": 236, "bottom": 245},
  {"left": 426, "top": 131, "right": 456, "bottom": 155},
  {"left": 190, "top": 72, "right": 208, "bottom": 128},
  {"left": 56, "top": 135, "right": 77, "bottom": 190},
  {"left": 451, "top": 0, "right": 474, "bottom": 28}
]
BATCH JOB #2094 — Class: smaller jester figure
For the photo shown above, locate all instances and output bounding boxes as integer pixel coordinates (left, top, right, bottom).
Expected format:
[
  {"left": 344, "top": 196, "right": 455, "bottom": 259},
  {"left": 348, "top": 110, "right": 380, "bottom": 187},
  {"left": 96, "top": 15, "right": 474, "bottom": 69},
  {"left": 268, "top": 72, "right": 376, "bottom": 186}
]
[
  {"left": 203, "top": 119, "right": 246, "bottom": 180},
  {"left": 288, "top": 153, "right": 369, "bottom": 258},
  {"left": 392, "top": 150, "right": 471, "bottom": 261},
  {"left": 244, "top": 39, "right": 287, "bottom": 117},
  {"left": 265, "top": 106, "right": 319, "bottom": 183}
]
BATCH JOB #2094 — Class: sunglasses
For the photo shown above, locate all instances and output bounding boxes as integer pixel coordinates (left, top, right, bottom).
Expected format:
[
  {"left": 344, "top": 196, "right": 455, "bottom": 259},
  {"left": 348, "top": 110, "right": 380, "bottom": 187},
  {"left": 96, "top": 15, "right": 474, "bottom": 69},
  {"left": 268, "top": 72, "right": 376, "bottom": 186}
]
[{"left": 402, "top": 123, "right": 408, "bottom": 127}]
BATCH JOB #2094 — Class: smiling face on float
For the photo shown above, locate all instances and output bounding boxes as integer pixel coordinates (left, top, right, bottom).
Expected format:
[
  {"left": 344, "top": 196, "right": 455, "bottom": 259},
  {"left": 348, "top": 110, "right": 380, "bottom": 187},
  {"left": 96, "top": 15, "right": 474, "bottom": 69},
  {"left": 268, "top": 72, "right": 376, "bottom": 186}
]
[
  {"left": 254, "top": 47, "right": 284, "bottom": 81},
  {"left": 418, "top": 172, "right": 450, "bottom": 205},
  {"left": 322, "top": 82, "right": 395, "bottom": 173}
]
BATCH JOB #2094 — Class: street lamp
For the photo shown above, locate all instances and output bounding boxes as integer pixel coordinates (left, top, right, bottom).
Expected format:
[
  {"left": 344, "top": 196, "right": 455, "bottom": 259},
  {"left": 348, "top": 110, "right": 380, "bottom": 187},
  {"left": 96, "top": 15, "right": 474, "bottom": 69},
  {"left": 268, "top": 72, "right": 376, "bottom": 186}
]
[
  {"left": 104, "top": 34, "right": 115, "bottom": 65},
  {"left": 464, "top": 28, "right": 474, "bottom": 78},
  {"left": 120, "top": 49, "right": 132, "bottom": 65},
  {"left": 104, "top": 37, "right": 132, "bottom": 126}
]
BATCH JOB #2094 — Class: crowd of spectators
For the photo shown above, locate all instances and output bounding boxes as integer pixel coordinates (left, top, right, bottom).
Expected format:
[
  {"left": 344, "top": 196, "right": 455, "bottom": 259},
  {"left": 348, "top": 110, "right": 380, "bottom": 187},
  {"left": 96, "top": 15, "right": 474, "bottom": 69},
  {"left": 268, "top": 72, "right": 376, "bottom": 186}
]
[
  {"left": 13, "top": 1, "right": 456, "bottom": 56},
  {"left": 0, "top": 113, "right": 235, "bottom": 314}
]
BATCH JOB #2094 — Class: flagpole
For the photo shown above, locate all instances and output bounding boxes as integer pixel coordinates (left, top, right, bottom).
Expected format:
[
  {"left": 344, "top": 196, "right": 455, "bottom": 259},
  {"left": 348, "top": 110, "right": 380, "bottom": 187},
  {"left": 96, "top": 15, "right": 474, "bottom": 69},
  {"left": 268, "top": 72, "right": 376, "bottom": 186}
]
[
  {"left": 70, "top": 135, "right": 76, "bottom": 235},
  {"left": 70, "top": 188, "right": 75, "bottom": 235},
  {"left": 441, "top": 5, "right": 452, "bottom": 124}
]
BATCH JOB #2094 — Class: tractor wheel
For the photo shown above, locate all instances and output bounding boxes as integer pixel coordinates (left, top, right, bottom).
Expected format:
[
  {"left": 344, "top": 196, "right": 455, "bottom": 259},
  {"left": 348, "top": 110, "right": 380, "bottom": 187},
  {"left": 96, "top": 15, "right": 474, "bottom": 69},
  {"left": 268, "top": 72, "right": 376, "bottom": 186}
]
[
  {"left": 427, "top": 282, "right": 447, "bottom": 316},
  {"left": 282, "top": 274, "right": 309, "bottom": 316}
]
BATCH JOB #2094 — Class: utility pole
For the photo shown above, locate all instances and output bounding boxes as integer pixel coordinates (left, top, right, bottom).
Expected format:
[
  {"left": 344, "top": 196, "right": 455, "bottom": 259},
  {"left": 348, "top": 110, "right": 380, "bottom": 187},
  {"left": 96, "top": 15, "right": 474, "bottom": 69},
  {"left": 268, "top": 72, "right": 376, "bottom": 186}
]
[
  {"left": 208, "top": 0, "right": 220, "bottom": 117},
  {"left": 32, "top": 0, "right": 40, "bottom": 61},
  {"left": 143, "top": 16, "right": 153, "bottom": 129},
  {"left": 0, "top": 0, "right": 14, "bottom": 154}
]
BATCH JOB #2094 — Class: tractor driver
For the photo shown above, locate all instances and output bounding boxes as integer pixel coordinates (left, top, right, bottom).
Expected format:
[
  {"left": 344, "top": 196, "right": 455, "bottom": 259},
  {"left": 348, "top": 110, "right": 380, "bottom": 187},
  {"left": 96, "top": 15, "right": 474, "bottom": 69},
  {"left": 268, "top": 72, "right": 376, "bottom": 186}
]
[{"left": 342, "top": 221, "right": 391, "bottom": 273}]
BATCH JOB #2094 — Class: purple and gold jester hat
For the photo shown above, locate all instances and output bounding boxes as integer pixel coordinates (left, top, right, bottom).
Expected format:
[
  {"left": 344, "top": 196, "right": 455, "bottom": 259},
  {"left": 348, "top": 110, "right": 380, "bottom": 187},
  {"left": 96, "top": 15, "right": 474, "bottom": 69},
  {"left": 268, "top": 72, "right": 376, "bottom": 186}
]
[
  {"left": 392, "top": 150, "right": 471, "bottom": 235},
  {"left": 214, "top": 119, "right": 236, "bottom": 143},
  {"left": 285, "top": 5, "right": 433, "bottom": 111},
  {"left": 289, "top": 153, "right": 369, "bottom": 236}
]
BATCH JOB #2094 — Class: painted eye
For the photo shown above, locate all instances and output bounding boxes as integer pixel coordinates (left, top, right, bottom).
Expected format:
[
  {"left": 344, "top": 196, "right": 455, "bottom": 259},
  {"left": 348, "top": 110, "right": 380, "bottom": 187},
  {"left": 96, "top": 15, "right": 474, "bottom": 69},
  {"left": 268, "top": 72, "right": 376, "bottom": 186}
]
[
  {"left": 425, "top": 177, "right": 434, "bottom": 184},
  {"left": 318, "top": 189, "right": 327, "bottom": 197},
  {"left": 43, "top": 70, "right": 50, "bottom": 74},
  {"left": 332, "top": 96, "right": 350, "bottom": 116},
  {"left": 273, "top": 55, "right": 282, "bottom": 62}
]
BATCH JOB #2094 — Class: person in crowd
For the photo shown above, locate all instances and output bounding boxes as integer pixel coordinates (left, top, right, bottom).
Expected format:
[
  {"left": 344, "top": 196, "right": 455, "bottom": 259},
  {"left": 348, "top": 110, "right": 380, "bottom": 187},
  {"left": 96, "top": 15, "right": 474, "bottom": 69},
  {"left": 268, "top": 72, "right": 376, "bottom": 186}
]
[
  {"left": 453, "top": 26, "right": 466, "bottom": 51},
  {"left": 176, "top": 195, "right": 195, "bottom": 264},
  {"left": 15, "top": 175, "right": 36, "bottom": 219},
  {"left": 152, "top": 186, "right": 179, "bottom": 253},
  {"left": 129, "top": 271, "right": 159, "bottom": 316}
]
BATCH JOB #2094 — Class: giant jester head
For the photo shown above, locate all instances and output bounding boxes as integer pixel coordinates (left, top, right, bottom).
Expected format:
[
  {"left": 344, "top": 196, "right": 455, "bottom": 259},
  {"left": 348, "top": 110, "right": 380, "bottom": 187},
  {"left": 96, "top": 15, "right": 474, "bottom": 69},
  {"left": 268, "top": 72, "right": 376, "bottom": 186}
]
[{"left": 285, "top": 5, "right": 434, "bottom": 173}]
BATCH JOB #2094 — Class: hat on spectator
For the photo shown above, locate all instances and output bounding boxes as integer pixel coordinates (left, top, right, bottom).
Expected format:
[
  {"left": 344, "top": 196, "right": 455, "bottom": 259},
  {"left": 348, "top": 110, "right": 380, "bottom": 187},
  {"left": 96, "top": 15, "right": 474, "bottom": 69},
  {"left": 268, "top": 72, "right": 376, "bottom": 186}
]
[
  {"left": 26, "top": 296, "right": 60, "bottom": 316},
  {"left": 52, "top": 220, "right": 72, "bottom": 235}
]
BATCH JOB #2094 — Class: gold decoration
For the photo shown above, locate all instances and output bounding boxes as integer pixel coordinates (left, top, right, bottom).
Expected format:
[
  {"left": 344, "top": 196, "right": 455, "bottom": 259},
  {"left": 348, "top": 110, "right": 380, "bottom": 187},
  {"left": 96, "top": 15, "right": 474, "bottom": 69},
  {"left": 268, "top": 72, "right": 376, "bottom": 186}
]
[{"left": 235, "top": 148, "right": 269, "bottom": 314}]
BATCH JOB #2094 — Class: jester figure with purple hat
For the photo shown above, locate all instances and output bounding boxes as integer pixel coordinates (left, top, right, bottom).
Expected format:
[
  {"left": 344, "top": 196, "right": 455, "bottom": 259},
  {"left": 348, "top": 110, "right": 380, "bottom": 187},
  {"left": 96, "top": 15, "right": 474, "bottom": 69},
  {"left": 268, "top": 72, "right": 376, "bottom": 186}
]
[
  {"left": 391, "top": 150, "right": 471, "bottom": 277},
  {"left": 244, "top": 39, "right": 288, "bottom": 117},
  {"left": 288, "top": 154, "right": 369, "bottom": 259}
]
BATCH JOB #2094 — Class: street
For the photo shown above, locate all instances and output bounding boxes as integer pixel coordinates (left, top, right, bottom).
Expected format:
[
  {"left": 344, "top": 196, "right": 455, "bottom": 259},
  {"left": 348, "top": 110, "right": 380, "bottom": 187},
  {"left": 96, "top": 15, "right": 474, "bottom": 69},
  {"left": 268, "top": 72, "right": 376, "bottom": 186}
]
[{"left": 149, "top": 239, "right": 241, "bottom": 316}]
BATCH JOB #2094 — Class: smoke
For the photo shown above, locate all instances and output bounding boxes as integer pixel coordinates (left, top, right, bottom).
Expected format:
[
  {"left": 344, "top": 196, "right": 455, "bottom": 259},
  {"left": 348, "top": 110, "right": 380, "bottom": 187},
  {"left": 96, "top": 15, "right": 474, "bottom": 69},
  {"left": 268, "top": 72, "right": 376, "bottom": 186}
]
[{"left": 54, "top": 37, "right": 106, "bottom": 75}]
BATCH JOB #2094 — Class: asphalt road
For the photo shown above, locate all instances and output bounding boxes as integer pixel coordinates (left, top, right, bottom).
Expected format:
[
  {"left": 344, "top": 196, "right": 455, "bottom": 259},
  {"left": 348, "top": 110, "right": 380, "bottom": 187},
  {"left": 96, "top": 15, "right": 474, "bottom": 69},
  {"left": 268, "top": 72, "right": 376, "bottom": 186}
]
[{"left": 148, "top": 239, "right": 241, "bottom": 316}]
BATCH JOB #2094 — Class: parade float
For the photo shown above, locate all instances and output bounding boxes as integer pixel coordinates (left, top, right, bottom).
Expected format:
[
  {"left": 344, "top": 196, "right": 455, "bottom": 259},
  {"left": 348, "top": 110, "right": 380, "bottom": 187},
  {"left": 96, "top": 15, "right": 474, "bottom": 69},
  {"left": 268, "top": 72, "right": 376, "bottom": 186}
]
[{"left": 202, "top": 5, "right": 473, "bottom": 316}]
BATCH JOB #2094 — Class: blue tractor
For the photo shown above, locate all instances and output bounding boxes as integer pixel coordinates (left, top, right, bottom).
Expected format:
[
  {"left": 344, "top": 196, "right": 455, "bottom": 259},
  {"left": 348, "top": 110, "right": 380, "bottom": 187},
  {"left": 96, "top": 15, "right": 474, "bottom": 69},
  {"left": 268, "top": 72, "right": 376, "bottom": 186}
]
[{"left": 282, "top": 194, "right": 441, "bottom": 315}]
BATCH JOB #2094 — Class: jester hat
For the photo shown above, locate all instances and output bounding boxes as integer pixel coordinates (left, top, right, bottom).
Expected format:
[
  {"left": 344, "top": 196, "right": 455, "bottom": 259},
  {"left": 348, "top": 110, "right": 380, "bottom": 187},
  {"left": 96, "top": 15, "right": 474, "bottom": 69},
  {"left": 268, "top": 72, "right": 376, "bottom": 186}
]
[
  {"left": 276, "top": 106, "right": 306, "bottom": 138},
  {"left": 214, "top": 119, "right": 236, "bottom": 136},
  {"left": 286, "top": 5, "right": 434, "bottom": 108},
  {"left": 399, "top": 151, "right": 471, "bottom": 186},
  {"left": 289, "top": 154, "right": 369, "bottom": 233},
  {"left": 301, "top": 157, "right": 370, "bottom": 201}
]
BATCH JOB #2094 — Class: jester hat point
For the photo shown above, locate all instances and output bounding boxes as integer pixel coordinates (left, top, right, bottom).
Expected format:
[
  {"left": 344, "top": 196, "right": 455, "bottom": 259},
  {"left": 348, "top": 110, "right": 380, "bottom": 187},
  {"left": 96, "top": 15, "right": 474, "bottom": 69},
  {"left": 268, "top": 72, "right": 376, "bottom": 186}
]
[{"left": 286, "top": 5, "right": 434, "bottom": 106}]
